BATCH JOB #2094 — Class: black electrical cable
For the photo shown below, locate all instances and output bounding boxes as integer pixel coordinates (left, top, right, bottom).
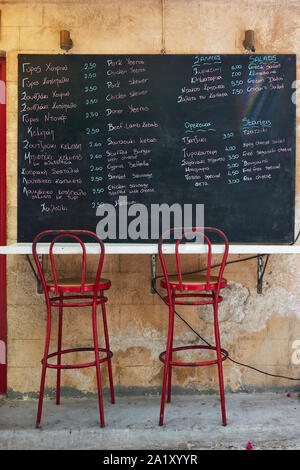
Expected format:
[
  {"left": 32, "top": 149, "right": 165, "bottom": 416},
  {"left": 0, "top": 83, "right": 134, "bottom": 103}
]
[
  {"left": 261, "top": 254, "right": 270, "bottom": 278},
  {"left": 291, "top": 228, "right": 300, "bottom": 245},
  {"left": 26, "top": 254, "right": 40, "bottom": 282},
  {"left": 153, "top": 253, "right": 300, "bottom": 381},
  {"left": 154, "top": 254, "right": 260, "bottom": 281}
]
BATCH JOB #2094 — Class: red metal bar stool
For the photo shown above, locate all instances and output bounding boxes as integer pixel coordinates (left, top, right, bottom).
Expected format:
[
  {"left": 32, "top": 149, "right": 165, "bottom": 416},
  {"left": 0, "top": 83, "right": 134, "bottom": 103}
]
[
  {"left": 158, "top": 227, "right": 229, "bottom": 426},
  {"left": 32, "top": 230, "right": 115, "bottom": 428}
]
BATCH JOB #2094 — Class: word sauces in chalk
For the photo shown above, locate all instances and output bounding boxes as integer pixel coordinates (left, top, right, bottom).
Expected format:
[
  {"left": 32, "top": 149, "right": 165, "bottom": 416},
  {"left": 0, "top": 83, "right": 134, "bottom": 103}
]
[{"left": 18, "top": 54, "right": 296, "bottom": 243}]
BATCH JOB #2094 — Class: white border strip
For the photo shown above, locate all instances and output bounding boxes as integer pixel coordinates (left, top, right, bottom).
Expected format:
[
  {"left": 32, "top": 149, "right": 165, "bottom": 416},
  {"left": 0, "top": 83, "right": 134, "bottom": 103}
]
[{"left": 1, "top": 243, "right": 300, "bottom": 255}]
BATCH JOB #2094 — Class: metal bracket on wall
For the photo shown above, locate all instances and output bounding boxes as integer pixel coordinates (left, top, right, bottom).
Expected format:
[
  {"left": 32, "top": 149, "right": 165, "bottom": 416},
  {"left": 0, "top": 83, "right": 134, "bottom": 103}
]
[
  {"left": 25, "top": 254, "right": 43, "bottom": 294},
  {"left": 151, "top": 254, "right": 157, "bottom": 293},
  {"left": 257, "top": 254, "right": 270, "bottom": 294},
  {"left": 151, "top": 252, "right": 270, "bottom": 294}
]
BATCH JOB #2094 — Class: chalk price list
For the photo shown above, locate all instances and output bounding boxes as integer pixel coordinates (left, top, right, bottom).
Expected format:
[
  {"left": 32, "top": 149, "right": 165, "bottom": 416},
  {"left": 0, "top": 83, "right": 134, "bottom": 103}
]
[
  {"left": 17, "top": 53, "right": 295, "bottom": 243},
  {"left": 19, "top": 59, "right": 88, "bottom": 215},
  {"left": 104, "top": 56, "right": 158, "bottom": 205},
  {"left": 223, "top": 136, "right": 241, "bottom": 185},
  {"left": 230, "top": 63, "right": 244, "bottom": 95},
  {"left": 81, "top": 60, "right": 105, "bottom": 211},
  {"left": 82, "top": 61, "right": 105, "bottom": 209},
  {"left": 177, "top": 55, "right": 293, "bottom": 190}
]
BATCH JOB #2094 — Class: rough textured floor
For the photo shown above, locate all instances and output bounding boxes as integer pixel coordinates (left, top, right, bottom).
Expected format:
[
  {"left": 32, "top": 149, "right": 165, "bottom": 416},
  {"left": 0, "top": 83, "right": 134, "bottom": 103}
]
[{"left": 0, "top": 392, "right": 299, "bottom": 450}]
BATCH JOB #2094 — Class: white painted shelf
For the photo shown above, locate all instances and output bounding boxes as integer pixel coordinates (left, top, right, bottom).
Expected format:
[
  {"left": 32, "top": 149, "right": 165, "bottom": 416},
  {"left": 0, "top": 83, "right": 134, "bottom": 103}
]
[{"left": 1, "top": 243, "right": 300, "bottom": 255}]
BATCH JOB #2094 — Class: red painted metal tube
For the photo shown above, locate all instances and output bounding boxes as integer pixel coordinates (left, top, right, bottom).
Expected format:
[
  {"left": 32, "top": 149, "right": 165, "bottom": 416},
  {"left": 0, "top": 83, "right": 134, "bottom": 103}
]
[
  {"left": 159, "top": 345, "right": 229, "bottom": 367},
  {"left": 44, "top": 347, "right": 113, "bottom": 369}
]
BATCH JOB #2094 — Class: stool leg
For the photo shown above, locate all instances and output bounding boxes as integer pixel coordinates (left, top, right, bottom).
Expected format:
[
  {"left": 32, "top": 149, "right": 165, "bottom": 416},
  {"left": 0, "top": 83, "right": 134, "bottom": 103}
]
[
  {"left": 100, "top": 293, "right": 115, "bottom": 404},
  {"left": 56, "top": 294, "right": 63, "bottom": 405},
  {"left": 159, "top": 301, "right": 175, "bottom": 426},
  {"left": 167, "top": 291, "right": 175, "bottom": 403},
  {"left": 92, "top": 301, "right": 105, "bottom": 427},
  {"left": 213, "top": 297, "right": 227, "bottom": 426},
  {"left": 36, "top": 303, "right": 52, "bottom": 428}
]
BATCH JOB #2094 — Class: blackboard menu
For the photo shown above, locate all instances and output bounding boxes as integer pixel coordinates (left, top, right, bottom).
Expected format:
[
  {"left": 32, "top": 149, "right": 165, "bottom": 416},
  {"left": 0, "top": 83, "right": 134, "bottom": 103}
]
[{"left": 18, "top": 54, "right": 296, "bottom": 243}]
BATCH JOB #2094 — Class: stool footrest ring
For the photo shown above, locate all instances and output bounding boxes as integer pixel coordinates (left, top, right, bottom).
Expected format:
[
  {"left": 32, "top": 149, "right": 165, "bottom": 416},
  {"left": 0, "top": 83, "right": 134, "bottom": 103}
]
[
  {"left": 42, "top": 347, "right": 113, "bottom": 369},
  {"left": 159, "top": 345, "right": 228, "bottom": 367},
  {"left": 163, "top": 294, "right": 224, "bottom": 307},
  {"left": 50, "top": 295, "right": 108, "bottom": 308}
]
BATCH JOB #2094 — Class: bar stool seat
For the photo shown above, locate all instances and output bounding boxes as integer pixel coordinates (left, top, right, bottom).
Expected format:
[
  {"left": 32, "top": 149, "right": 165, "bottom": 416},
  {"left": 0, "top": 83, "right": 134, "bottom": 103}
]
[
  {"left": 161, "top": 273, "right": 227, "bottom": 291},
  {"left": 46, "top": 277, "right": 111, "bottom": 292}
]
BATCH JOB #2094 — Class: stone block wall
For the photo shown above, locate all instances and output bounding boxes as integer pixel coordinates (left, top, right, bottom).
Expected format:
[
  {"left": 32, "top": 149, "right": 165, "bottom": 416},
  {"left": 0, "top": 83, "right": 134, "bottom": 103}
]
[{"left": 1, "top": 0, "right": 300, "bottom": 396}]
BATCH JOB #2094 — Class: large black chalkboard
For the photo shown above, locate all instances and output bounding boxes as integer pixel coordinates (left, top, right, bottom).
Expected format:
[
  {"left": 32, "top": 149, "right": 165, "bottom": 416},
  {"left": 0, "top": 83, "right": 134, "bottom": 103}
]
[{"left": 18, "top": 54, "right": 296, "bottom": 243}]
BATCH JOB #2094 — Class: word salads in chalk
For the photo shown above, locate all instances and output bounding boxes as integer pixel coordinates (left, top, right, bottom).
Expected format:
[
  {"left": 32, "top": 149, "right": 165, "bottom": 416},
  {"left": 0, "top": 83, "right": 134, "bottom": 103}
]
[{"left": 18, "top": 54, "right": 295, "bottom": 243}]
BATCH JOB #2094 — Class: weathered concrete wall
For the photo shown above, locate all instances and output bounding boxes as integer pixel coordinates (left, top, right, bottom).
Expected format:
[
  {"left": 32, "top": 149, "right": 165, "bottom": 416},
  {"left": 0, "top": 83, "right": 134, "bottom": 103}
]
[{"left": 1, "top": 0, "right": 300, "bottom": 396}]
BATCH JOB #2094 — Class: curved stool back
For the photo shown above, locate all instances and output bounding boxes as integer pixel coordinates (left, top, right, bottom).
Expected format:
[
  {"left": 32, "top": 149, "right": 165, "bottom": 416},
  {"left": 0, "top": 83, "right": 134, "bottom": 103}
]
[
  {"left": 159, "top": 226, "right": 228, "bottom": 298},
  {"left": 33, "top": 229, "right": 105, "bottom": 297}
]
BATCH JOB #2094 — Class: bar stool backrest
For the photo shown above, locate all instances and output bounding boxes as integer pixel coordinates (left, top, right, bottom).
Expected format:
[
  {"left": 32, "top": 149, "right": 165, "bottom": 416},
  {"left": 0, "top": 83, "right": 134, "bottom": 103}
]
[
  {"left": 32, "top": 230, "right": 105, "bottom": 296},
  {"left": 158, "top": 226, "right": 229, "bottom": 295}
]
